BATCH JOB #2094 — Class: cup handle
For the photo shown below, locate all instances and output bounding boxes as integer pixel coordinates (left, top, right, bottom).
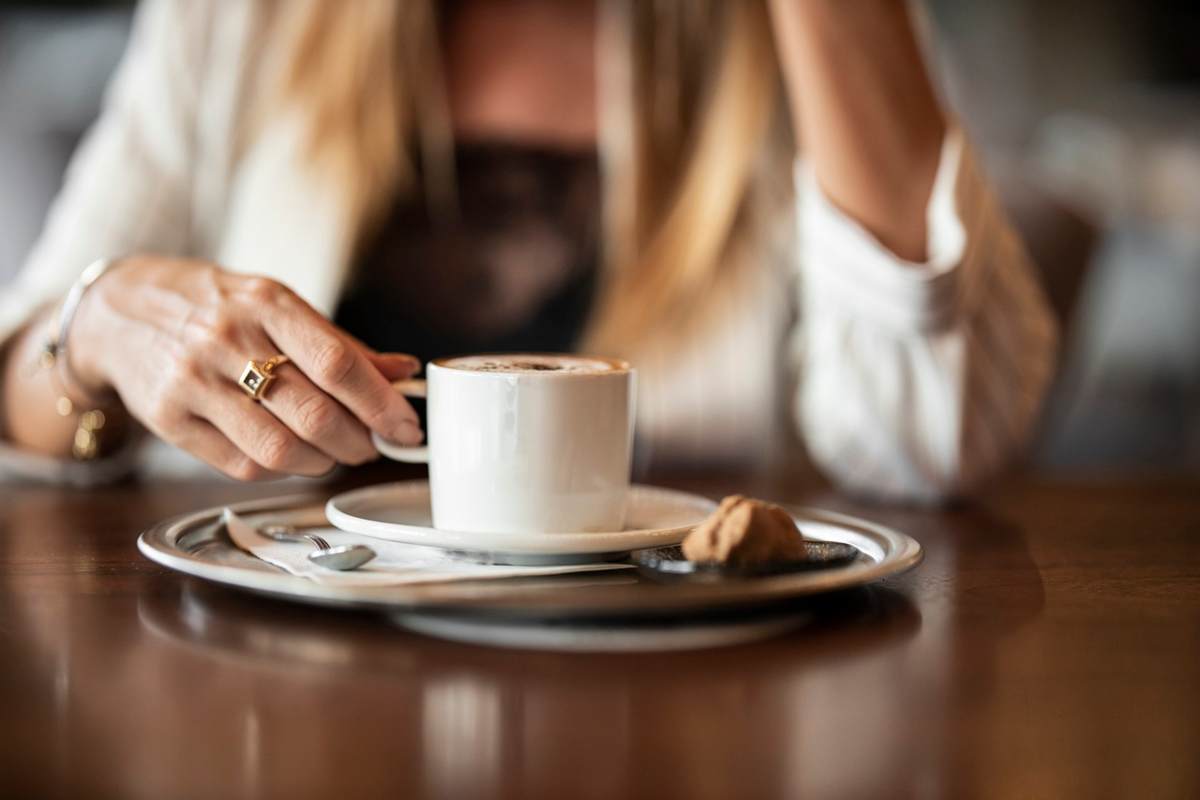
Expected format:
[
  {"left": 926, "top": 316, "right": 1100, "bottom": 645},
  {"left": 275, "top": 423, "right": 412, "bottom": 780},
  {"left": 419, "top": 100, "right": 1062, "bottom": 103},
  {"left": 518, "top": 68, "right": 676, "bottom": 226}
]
[{"left": 371, "top": 379, "right": 429, "bottom": 463}]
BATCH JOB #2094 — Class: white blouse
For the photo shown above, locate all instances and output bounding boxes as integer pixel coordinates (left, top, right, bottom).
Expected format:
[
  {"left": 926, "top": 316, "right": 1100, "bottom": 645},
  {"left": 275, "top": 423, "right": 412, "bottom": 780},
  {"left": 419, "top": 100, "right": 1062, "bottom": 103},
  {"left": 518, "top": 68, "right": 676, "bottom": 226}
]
[{"left": 0, "top": 0, "right": 1057, "bottom": 501}]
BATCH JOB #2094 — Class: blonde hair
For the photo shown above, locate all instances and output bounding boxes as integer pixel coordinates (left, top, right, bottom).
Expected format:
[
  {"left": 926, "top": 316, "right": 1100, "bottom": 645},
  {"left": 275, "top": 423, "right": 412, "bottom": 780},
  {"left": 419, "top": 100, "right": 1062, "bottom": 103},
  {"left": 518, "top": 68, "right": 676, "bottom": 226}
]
[{"left": 274, "top": 0, "right": 790, "bottom": 357}]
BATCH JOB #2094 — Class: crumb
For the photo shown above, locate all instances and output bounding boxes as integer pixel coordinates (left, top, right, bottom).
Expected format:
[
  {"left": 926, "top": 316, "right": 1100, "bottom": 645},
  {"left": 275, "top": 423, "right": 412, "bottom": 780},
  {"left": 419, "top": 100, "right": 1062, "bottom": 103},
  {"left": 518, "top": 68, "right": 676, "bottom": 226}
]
[{"left": 681, "top": 495, "right": 807, "bottom": 566}]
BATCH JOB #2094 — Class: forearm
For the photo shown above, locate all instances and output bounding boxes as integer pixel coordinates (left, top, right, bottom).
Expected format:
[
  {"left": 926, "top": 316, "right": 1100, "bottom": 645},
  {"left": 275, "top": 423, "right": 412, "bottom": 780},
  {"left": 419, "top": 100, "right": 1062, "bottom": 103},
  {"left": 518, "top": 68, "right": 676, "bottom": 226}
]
[
  {"left": 769, "top": 0, "right": 946, "bottom": 261},
  {"left": 0, "top": 309, "right": 130, "bottom": 458}
]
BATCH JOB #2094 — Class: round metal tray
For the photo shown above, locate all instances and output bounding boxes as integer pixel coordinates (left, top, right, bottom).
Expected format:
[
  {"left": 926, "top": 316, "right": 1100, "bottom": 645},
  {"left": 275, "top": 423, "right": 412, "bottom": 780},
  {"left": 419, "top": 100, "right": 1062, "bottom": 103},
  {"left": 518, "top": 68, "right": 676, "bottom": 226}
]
[{"left": 137, "top": 492, "right": 923, "bottom": 620}]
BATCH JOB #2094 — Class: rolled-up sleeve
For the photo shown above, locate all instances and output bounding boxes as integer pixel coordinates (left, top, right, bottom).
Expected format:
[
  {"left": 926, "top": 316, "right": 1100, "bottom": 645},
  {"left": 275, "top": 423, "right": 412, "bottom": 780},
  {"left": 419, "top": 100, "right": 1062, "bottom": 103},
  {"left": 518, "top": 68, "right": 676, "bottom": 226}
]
[{"left": 794, "top": 128, "right": 1058, "bottom": 502}]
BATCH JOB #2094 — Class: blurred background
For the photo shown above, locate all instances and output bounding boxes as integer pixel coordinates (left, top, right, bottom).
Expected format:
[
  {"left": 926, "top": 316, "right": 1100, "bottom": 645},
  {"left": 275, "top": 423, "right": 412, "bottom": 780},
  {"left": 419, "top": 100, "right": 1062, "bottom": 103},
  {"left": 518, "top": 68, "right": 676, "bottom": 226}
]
[{"left": 2, "top": 0, "right": 1197, "bottom": 475}]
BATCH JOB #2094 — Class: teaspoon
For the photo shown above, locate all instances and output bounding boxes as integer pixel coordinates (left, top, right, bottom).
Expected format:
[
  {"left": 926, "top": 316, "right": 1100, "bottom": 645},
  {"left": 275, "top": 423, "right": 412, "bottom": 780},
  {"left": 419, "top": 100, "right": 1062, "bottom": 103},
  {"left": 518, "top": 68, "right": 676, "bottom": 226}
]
[{"left": 631, "top": 540, "right": 859, "bottom": 582}]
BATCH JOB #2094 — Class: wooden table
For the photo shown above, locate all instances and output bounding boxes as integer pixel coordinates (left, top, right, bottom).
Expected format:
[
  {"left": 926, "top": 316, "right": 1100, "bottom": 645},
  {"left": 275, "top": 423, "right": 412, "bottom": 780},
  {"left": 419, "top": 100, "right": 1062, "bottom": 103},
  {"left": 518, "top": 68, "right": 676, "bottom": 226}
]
[{"left": 2, "top": 467, "right": 1197, "bottom": 799}]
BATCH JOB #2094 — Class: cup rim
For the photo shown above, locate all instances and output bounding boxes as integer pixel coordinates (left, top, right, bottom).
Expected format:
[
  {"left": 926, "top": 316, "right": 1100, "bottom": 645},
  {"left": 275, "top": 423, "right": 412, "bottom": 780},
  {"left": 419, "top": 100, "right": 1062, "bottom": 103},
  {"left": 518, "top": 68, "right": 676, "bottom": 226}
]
[{"left": 429, "top": 353, "right": 632, "bottom": 376}]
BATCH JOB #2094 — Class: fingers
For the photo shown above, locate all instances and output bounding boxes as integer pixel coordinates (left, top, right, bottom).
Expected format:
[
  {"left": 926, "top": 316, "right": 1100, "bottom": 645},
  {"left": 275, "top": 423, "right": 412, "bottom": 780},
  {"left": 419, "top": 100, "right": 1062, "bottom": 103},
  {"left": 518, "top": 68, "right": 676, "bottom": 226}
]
[
  {"left": 195, "top": 389, "right": 336, "bottom": 477},
  {"left": 170, "top": 417, "right": 280, "bottom": 482},
  {"left": 260, "top": 365, "right": 378, "bottom": 466},
  {"left": 261, "top": 299, "right": 422, "bottom": 445},
  {"left": 105, "top": 267, "right": 422, "bottom": 480},
  {"left": 365, "top": 351, "right": 422, "bottom": 382},
  {"left": 343, "top": 330, "right": 422, "bottom": 382},
  {"left": 366, "top": 353, "right": 419, "bottom": 381}
]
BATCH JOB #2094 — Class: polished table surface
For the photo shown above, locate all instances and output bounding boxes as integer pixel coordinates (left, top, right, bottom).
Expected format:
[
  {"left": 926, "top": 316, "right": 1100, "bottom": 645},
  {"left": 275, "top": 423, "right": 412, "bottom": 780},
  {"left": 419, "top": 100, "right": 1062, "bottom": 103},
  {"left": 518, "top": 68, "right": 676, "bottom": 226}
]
[{"left": 2, "top": 467, "right": 1197, "bottom": 799}]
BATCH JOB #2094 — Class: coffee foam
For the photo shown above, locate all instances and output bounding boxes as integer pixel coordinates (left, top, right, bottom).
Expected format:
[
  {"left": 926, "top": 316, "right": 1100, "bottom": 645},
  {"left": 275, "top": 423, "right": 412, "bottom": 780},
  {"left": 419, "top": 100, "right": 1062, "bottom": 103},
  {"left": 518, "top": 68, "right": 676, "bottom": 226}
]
[{"left": 442, "top": 354, "right": 620, "bottom": 375}]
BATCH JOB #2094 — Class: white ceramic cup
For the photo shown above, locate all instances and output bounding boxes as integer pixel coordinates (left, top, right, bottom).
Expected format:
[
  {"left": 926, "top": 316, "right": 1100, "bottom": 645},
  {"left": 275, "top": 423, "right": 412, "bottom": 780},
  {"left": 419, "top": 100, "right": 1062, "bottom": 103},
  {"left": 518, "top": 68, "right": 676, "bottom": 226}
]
[{"left": 372, "top": 354, "right": 636, "bottom": 535}]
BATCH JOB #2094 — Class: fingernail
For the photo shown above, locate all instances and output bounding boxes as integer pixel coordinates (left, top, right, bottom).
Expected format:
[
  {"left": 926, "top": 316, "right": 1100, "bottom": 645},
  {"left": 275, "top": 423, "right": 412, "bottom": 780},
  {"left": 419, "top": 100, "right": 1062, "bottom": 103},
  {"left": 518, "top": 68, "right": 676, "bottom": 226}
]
[
  {"left": 393, "top": 353, "right": 422, "bottom": 373},
  {"left": 391, "top": 419, "right": 424, "bottom": 445}
]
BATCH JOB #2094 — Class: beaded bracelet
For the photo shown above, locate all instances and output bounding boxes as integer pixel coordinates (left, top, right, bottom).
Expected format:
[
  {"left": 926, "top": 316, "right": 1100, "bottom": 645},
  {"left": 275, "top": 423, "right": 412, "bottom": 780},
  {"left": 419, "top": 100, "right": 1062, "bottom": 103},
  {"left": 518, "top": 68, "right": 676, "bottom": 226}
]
[{"left": 35, "top": 258, "right": 120, "bottom": 461}]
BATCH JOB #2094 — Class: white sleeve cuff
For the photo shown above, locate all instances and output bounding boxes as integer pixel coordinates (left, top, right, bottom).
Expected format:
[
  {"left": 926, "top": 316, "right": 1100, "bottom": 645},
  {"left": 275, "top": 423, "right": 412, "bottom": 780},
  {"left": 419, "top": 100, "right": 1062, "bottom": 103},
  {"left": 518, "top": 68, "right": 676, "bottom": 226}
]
[{"left": 797, "top": 129, "right": 970, "bottom": 333}]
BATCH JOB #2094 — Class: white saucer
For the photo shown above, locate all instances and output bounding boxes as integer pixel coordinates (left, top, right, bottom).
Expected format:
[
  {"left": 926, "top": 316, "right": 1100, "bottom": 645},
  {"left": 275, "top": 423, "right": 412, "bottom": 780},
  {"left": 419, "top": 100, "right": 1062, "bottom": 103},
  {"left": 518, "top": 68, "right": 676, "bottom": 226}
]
[{"left": 325, "top": 481, "right": 716, "bottom": 559}]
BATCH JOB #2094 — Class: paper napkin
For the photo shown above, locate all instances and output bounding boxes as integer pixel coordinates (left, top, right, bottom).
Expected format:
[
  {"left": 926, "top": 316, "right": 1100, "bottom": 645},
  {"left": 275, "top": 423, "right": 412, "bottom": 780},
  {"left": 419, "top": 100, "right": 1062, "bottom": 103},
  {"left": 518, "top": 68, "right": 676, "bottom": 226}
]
[{"left": 223, "top": 509, "right": 630, "bottom": 587}]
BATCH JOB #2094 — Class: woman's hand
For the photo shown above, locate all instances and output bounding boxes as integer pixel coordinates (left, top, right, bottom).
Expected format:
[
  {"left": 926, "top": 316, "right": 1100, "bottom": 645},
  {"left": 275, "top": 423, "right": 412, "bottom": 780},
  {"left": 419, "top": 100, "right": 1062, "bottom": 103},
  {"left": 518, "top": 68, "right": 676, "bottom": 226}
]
[{"left": 68, "top": 256, "right": 422, "bottom": 480}]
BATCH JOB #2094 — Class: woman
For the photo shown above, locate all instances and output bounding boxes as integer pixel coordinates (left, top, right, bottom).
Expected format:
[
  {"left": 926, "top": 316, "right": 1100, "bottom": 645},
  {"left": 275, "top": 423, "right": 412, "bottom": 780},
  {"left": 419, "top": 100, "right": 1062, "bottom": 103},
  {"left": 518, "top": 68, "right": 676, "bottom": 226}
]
[{"left": 0, "top": 0, "right": 1056, "bottom": 501}]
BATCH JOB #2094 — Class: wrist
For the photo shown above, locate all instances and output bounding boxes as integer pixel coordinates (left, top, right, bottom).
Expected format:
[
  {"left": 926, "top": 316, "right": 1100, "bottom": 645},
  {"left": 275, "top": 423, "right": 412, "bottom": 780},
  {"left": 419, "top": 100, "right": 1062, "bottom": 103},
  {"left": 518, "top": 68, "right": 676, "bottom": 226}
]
[
  {"left": 63, "top": 285, "right": 115, "bottom": 399},
  {"left": 60, "top": 258, "right": 131, "bottom": 400}
]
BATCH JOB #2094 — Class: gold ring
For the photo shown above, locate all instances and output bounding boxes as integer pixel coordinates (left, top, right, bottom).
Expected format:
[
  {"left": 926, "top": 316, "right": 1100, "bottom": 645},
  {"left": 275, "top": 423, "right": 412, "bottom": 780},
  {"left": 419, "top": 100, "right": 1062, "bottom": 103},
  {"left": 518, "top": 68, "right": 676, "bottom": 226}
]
[{"left": 238, "top": 355, "right": 290, "bottom": 401}]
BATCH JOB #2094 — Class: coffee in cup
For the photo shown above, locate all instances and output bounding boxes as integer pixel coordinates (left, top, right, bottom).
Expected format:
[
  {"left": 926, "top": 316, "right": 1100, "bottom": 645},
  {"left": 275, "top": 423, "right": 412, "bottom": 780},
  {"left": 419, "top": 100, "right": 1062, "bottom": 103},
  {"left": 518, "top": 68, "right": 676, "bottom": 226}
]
[{"left": 450, "top": 354, "right": 619, "bottom": 374}]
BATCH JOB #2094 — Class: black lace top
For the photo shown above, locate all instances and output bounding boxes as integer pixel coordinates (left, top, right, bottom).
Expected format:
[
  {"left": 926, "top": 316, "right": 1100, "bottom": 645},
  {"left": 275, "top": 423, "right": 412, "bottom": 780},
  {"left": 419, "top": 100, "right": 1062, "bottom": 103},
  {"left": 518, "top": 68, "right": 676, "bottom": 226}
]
[{"left": 334, "top": 141, "right": 601, "bottom": 364}]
